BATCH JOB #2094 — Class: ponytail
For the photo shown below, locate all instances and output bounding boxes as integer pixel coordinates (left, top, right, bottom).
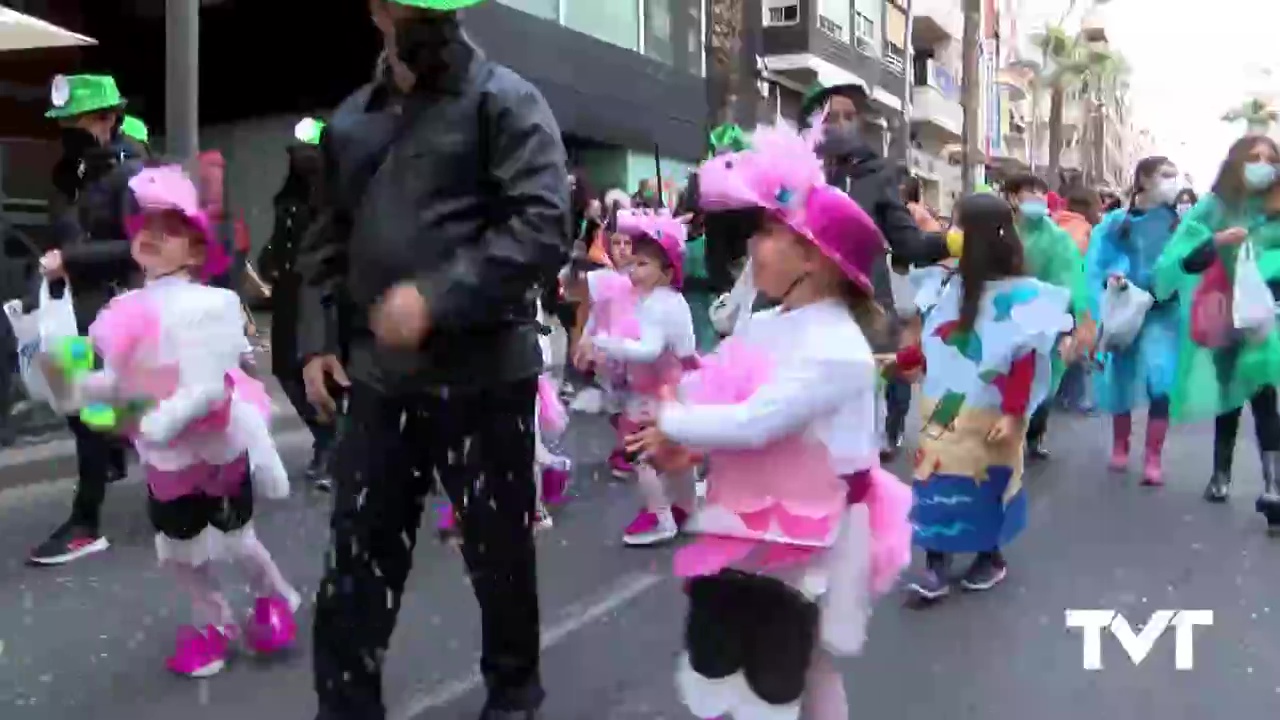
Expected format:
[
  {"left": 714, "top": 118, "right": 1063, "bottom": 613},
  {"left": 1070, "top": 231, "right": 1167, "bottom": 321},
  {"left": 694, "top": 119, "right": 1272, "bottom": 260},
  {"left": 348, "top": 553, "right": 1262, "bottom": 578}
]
[{"left": 840, "top": 280, "right": 885, "bottom": 346}]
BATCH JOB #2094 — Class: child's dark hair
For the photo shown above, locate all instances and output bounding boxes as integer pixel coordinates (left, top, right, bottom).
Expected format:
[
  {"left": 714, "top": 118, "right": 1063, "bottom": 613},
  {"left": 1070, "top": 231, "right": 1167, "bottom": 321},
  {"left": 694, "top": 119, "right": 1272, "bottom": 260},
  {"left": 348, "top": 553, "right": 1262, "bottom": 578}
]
[
  {"left": 1065, "top": 187, "right": 1098, "bottom": 219},
  {"left": 1212, "top": 135, "right": 1280, "bottom": 209},
  {"left": 955, "top": 192, "right": 1024, "bottom": 333},
  {"left": 1175, "top": 188, "right": 1198, "bottom": 206},
  {"left": 631, "top": 234, "right": 674, "bottom": 275},
  {"left": 1119, "top": 155, "right": 1176, "bottom": 241},
  {"left": 1002, "top": 173, "right": 1049, "bottom": 198}
]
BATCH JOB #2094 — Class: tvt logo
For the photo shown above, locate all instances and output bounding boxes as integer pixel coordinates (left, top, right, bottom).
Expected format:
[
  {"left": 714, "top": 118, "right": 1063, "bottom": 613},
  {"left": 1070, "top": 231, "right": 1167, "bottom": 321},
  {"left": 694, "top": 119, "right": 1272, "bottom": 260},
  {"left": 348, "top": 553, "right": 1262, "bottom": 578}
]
[{"left": 1065, "top": 609, "right": 1213, "bottom": 670}]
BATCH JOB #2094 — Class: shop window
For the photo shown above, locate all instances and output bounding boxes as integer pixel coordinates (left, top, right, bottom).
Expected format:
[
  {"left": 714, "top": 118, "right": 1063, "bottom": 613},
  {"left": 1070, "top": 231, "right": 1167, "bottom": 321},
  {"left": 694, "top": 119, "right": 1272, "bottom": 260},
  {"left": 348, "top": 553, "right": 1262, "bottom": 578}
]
[
  {"left": 644, "top": 0, "right": 703, "bottom": 75},
  {"left": 495, "top": 0, "right": 558, "bottom": 21},
  {"left": 564, "top": 0, "right": 640, "bottom": 51}
]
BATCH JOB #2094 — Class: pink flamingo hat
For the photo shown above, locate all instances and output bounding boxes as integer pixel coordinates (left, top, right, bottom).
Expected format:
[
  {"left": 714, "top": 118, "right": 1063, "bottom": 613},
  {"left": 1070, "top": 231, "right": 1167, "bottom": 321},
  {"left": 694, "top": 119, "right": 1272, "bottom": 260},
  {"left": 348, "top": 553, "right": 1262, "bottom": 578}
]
[
  {"left": 615, "top": 208, "right": 689, "bottom": 288},
  {"left": 697, "top": 122, "right": 885, "bottom": 295},
  {"left": 124, "top": 165, "right": 230, "bottom": 281}
]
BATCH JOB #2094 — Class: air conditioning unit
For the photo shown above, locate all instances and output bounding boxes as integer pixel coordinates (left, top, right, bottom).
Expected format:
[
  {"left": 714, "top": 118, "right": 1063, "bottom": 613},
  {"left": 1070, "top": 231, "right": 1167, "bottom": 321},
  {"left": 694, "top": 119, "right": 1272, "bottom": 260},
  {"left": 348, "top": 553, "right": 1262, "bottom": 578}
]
[{"left": 764, "top": 0, "right": 800, "bottom": 27}]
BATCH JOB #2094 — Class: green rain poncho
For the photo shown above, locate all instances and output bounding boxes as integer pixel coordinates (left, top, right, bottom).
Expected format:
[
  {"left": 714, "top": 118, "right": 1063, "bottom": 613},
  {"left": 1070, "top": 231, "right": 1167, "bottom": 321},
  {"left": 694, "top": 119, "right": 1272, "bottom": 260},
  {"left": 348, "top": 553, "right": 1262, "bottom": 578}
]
[
  {"left": 1018, "top": 215, "right": 1090, "bottom": 391},
  {"left": 1151, "top": 193, "right": 1280, "bottom": 422}
]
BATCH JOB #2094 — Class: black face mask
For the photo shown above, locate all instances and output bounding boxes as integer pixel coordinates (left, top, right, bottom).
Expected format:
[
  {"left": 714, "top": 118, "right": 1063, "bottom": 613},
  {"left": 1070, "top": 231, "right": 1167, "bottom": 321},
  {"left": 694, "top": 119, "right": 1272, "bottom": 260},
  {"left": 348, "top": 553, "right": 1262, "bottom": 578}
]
[
  {"left": 394, "top": 14, "right": 458, "bottom": 71},
  {"left": 819, "top": 122, "right": 868, "bottom": 161}
]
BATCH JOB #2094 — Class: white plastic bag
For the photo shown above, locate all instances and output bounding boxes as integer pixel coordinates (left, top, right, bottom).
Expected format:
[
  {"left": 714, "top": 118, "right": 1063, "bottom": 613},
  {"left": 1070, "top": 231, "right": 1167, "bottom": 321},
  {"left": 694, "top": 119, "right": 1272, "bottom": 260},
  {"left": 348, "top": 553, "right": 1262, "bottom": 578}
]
[
  {"left": 1233, "top": 242, "right": 1275, "bottom": 334},
  {"left": 4, "top": 280, "right": 79, "bottom": 412},
  {"left": 1098, "top": 280, "right": 1154, "bottom": 352},
  {"left": 888, "top": 257, "right": 916, "bottom": 316}
]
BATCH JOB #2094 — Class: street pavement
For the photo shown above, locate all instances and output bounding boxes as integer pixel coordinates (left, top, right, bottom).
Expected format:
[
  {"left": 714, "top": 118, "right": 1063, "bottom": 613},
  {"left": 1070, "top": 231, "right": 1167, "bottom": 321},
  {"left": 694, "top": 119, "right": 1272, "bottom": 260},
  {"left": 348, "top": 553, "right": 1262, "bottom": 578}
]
[{"left": 0, "top": 407, "right": 1279, "bottom": 719}]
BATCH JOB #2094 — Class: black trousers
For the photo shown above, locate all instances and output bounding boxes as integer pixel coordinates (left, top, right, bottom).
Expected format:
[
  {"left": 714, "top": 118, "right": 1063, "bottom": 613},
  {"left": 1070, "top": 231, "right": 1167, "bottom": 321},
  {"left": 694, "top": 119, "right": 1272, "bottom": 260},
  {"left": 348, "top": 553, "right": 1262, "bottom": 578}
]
[
  {"left": 68, "top": 416, "right": 127, "bottom": 532},
  {"left": 313, "top": 378, "right": 542, "bottom": 719},
  {"left": 275, "top": 363, "right": 335, "bottom": 450},
  {"left": 884, "top": 377, "right": 911, "bottom": 442},
  {"left": 1213, "top": 386, "right": 1280, "bottom": 473}
]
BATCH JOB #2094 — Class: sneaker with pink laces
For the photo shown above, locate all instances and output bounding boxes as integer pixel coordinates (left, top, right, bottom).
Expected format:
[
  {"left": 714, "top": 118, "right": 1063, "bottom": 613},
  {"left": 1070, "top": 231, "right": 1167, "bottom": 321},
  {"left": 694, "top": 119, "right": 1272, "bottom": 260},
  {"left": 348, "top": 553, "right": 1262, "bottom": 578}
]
[
  {"left": 244, "top": 595, "right": 298, "bottom": 655},
  {"left": 166, "top": 624, "right": 229, "bottom": 678},
  {"left": 622, "top": 509, "right": 678, "bottom": 546}
]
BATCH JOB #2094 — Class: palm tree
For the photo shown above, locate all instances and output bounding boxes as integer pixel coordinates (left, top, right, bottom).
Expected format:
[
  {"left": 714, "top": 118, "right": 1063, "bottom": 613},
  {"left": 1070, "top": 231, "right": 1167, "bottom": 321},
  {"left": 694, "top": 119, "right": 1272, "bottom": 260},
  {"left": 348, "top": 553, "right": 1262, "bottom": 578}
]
[
  {"left": 959, "top": 0, "right": 981, "bottom": 193},
  {"left": 708, "top": 0, "right": 746, "bottom": 126},
  {"left": 1222, "top": 98, "right": 1279, "bottom": 136},
  {"left": 1030, "top": 25, "right": 1123, "bottom": 189}
]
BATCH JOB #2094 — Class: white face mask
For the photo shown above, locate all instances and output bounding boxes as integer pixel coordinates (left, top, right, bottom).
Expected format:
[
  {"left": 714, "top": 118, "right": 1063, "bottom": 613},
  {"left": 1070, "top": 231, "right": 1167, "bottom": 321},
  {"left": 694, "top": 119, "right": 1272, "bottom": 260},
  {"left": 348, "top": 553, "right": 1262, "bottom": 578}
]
[{"left": 1151, "top": 177, "right": 1179, "bottom": 204}]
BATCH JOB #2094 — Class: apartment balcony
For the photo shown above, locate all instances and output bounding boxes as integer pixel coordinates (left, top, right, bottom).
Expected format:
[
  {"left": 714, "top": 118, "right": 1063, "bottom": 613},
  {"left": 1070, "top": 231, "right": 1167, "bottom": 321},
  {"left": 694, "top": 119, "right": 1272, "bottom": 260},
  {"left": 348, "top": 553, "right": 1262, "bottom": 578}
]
[
  {"left": 911, "top": 0, "right": 961, "bottom": 45},
  {"left": 910, "top": 146, "right": 961, "bottom": 194},
  {"left": 911, "top": 63, "right": 962, "bottom": 140},
  {"left": 761, "top": 0, "right": 893, "bottom": 109}
]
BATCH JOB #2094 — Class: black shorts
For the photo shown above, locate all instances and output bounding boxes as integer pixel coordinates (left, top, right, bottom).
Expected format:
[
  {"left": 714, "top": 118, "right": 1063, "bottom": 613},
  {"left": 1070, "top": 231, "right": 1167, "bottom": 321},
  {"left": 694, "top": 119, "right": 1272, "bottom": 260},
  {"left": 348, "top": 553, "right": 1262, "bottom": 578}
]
[{"left": 148, "top": 472, "right": 254, "bottom": 541}]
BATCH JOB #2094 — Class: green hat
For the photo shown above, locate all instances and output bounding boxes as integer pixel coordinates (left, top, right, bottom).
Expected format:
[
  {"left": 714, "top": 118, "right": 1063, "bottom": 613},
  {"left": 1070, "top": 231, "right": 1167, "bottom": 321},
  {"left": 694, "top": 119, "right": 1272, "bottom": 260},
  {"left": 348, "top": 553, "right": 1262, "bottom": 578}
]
[
  {"left": 120, "top": 115, "right": 148, "bottom": 143},
  {"left": 708, "top": 123, "right": 749, "bottom": 157},
  {"left": 798, "top": 81, "right": 868, "bottom": 125},
  {"left": 294, "top": 117, "right": 326, "bottom": 145},
  {"left": 45, "top": 74, "right": 127, "bottom": 119},
  {"left": 387, "top": 0, "right": 486, "bottom": 8}
]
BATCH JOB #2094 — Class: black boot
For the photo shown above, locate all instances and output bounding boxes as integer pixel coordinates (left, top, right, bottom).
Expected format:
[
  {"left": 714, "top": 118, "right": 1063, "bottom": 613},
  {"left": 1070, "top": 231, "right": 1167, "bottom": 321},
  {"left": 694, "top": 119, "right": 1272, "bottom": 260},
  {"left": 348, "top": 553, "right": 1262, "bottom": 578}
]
[
  {"left": 1255, "top": 451, "right": 1280, "bottom": 533},
  {"left": 1026, "top": 406, "right": 1051, "bottom": 461},
  {"left": 1204, "top": 428, "right": 1234, "bottom": 503},
  {"left": 306, "top": 427, "right": 335, "bottom": 491}
]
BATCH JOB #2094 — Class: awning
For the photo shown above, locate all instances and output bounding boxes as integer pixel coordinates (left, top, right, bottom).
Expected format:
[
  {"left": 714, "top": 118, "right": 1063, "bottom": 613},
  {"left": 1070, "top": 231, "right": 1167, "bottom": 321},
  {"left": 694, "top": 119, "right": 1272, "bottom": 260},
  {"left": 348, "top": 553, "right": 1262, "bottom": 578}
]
[
  {"left": 0, "top": 8, "right": 95, "bottom": 52},
  {"left": 761, "top": 54, "right": 871, "bottom": 97}
]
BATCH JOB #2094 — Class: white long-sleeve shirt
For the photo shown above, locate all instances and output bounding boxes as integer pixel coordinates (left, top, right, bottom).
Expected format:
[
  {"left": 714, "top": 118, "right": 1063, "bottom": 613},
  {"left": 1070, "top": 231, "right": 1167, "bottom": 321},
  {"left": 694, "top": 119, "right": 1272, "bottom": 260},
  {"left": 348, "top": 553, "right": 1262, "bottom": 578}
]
[
  {"left": 592, "top": 285, "right": 697, "bottom": 364},
  {"left": 659, "top": 299, "right": 878, "bottom": 474}
]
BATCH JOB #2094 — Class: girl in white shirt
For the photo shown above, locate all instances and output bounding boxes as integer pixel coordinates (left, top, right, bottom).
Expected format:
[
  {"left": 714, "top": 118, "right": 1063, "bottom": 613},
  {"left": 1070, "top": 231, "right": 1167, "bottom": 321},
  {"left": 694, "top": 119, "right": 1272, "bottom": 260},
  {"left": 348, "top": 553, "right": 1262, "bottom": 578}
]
[
  {"left": 584, "top": 208, "right": 699, "bottom": 546},
  {"left": 628, "top": 121, "right": 911, "bottom": 720}
]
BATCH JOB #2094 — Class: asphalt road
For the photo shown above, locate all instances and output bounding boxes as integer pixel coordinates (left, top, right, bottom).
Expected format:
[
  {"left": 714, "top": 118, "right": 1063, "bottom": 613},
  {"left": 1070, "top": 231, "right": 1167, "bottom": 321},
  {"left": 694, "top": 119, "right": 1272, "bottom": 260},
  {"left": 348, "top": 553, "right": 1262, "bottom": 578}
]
[{"left": 0, "top": 409, "right": 1278, "bottom": 720}]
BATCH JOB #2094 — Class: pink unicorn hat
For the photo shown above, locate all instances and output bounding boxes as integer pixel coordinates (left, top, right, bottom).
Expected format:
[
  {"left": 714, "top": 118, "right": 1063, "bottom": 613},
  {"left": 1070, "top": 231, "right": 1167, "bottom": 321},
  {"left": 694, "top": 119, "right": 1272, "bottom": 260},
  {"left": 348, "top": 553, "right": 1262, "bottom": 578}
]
[
  {"left": 615, "top": 208, "right": 688, "bottom": 288},
  {"left": 696, "top": 122, "right": 886, "bottom": 295},
  {"left": 124, "top": 164, "right": 230, "bottom": 281}
]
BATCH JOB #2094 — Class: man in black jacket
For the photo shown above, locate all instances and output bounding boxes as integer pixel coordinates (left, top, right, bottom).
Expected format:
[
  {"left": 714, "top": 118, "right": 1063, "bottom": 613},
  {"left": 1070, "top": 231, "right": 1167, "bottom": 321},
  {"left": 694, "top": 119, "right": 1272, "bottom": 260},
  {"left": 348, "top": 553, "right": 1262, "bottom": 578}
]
[
  {"left": 801, "top": 82, "right": 949, "bottom": 454},
  {"left": 28, "top": 74, "right": 143, "bottom": 566},
  {"left": 297, "top": 2, "right": 568, "bottom": 718}
]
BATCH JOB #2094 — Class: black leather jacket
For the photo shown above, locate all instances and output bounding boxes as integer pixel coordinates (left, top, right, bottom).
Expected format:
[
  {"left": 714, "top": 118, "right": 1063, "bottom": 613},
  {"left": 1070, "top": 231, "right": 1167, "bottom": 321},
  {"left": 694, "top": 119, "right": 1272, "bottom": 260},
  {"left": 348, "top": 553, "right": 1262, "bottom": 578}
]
[
  {"left": 296, "top": 40, "right": 571, "bottom": 392},
  {"left": 45, "top": 130, "right": 146, "bottom": 332}
]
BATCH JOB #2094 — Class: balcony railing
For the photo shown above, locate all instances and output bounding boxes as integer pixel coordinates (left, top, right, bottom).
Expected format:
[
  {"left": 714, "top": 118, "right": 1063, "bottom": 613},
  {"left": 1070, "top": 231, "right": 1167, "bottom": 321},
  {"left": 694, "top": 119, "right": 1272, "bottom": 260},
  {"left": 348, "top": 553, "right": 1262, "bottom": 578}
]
[{"left": 884, "top": 42, "right": 905, "bottom": 74}]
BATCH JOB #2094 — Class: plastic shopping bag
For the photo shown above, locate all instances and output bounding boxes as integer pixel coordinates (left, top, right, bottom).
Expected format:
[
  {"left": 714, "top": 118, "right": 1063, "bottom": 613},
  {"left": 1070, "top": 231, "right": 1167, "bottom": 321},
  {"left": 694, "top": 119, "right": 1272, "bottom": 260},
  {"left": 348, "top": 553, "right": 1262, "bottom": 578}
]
[
  {"left": 1232, "top": 242, "right": 1275, "bottom": 335},
  {"left": 888, "top": 258, "right": 916, "bottom": 316},
  {"left": 1098, "top": 280, "right": 1153, "bottom": 352},
  {"left": 4, "top": 280, "right": 79, "bottom": 412},
  {"left": 1191, "top": 259, "right": 1233, "bottom": 348}
]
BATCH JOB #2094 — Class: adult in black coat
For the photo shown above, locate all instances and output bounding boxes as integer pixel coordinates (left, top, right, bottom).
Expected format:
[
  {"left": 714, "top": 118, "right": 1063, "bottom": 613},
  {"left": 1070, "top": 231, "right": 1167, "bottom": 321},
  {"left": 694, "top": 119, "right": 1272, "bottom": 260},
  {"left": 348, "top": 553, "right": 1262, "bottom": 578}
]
[
  {"left": 258, "top": 137, "right": 335, "bottom": 489},
  {"left": 801, "top": 82, "right": 949, "bottom": 456},
  {"left": 29, "top": 75, "right": 146, "bottom": 566}
]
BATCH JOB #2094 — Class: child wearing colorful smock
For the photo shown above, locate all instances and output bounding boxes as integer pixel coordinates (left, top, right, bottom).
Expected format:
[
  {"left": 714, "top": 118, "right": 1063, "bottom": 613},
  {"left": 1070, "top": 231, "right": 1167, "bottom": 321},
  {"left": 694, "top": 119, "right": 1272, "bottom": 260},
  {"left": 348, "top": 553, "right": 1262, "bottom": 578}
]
[
  {"left": 898, "top": 193, "right": 1074, "bottom": 602},
  {"left": 62, "top": 166, "right": 298, "bottom": 676},
  {"left": 587, "top": 209, "right": 699, "bottom": 546},
  {"left": 629, "top": 121, "right": 911, "bottom": 720},
  {"left": 1085, "top": 156, "right": 1182, "bottom": 485}
]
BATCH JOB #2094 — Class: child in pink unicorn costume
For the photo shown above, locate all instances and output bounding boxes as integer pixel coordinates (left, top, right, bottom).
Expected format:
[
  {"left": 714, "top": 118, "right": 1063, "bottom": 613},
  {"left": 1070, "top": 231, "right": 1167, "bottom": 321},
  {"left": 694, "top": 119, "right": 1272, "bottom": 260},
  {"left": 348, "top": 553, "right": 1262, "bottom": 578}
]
[
  {"left": 65, "top": 165, "right": 299, "bottom": 678},
  {"left": 582, "top": 208, "right": 700, "bottom": 546},
  {"left": 627, "top": 120, "right": 912, "bottom": 720}
]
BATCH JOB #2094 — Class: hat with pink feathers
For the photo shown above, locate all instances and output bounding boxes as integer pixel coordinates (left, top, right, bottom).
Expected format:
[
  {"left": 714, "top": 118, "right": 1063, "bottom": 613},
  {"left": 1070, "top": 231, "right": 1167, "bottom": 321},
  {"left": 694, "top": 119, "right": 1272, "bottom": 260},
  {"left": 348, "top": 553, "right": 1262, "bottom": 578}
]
[
  {"left": 696, "top": 121, "right": 886, "bottom": 295},
  {"left": 615, "top": 208, "right": 689, "bottom": 288},
  {"left": 124, "top": 164, "right": 230, "bottom": 282}
]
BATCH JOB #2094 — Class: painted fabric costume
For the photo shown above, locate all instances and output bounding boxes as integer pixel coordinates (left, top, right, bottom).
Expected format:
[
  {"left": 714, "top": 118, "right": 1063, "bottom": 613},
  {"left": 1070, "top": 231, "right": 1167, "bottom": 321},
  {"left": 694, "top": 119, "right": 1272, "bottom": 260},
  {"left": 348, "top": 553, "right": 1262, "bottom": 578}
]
[
  {"left": 1151, "top": 193, "right": 1280, "bottom": 421},
  {"left": 1085, "top": 206, "right": 1180, "bottom": 414},
  {"left": 669, "top": 121, "right": 911, "bottom": 720},
  {"left": 908, "top": 268, "right": 1073, "bottom": 553}
]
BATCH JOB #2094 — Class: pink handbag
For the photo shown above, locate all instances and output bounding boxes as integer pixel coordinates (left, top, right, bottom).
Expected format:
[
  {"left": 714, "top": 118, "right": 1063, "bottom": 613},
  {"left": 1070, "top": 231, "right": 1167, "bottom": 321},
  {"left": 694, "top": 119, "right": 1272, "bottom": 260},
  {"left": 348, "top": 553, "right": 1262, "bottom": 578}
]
[{"left": 1191, "top": 259, "right": 1234, "bottom": 348}]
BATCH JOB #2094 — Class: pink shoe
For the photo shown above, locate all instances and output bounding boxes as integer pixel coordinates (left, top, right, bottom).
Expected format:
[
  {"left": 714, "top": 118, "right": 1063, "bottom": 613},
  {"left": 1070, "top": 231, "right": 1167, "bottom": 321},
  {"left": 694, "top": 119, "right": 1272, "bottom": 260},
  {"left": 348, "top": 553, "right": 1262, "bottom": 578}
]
[
  {"left": 541, "top": 466, "right": 571, "bottom": 505},
  {"left": 622, "top": 509, "right": 678, "bottom": 546},
  {"left": 435, "top": 501, "right": 458, "bottom": 535},
  {"left": 1141, "top": 418, "right": 1169, "bottom": 487},
  {"left": 608, "top": 450, "right": 634, "bottom": 478},
  {"left": 244, "top": 595, "right": 297, "bottom": 654},
  {"left": 1109, "top": 413, "right": 1131, "bottom": 472},
  {"left": 166, "top": 624, "right": 229, "bottom": 677}
]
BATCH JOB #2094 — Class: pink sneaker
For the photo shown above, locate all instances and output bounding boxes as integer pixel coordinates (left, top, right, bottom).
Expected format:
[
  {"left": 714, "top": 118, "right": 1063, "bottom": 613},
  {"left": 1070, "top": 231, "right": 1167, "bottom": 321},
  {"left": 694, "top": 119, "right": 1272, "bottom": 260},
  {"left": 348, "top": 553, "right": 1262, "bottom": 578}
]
[
  {"left": 541, "top": 466, "right": 571, "bottom": 505},
  {"left": 622, "top": 509, "right": 678, "bottom": 546},
  {"left": 435, "top": 501, "right": 458, "bottom": 539},
  {"left": 244, "top": 595, "right": 297, "bottom": 655},
  {"left": 166, "top": 624, "right": 229, "bottom": 678},
  {"left": 608, "top": 449, "right": 634, "bottom": 478}
]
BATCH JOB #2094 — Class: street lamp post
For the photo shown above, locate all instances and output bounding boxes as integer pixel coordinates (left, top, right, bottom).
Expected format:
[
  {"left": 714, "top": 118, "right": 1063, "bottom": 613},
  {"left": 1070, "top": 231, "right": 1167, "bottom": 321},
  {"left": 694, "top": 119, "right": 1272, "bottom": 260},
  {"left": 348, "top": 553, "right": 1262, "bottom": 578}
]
[{"left": 164, "top": 0, "right": 199, "bottom": 165}]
